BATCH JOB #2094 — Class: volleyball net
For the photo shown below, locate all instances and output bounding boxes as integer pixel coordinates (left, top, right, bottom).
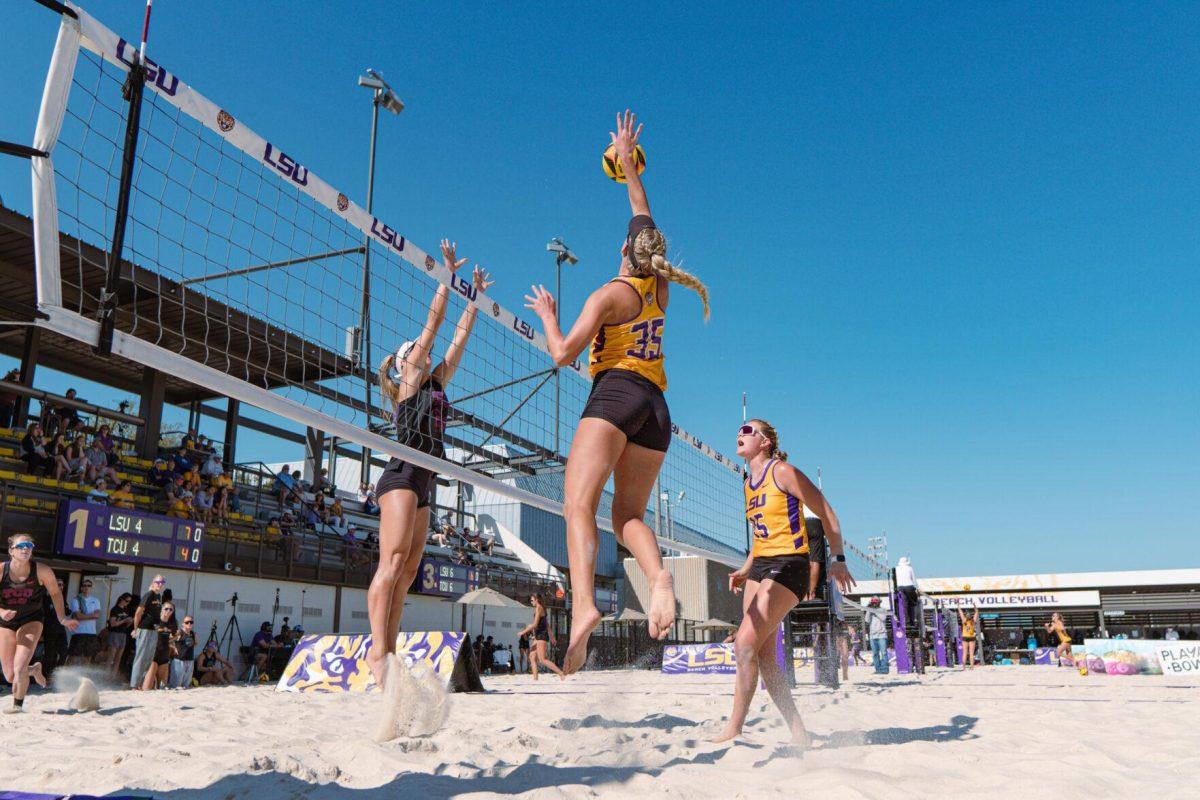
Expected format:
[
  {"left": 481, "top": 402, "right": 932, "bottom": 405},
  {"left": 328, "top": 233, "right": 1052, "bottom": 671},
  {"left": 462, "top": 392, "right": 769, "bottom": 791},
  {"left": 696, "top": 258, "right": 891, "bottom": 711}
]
[{"left": 26, "top": 3, "right": 748, "bottom": 564}]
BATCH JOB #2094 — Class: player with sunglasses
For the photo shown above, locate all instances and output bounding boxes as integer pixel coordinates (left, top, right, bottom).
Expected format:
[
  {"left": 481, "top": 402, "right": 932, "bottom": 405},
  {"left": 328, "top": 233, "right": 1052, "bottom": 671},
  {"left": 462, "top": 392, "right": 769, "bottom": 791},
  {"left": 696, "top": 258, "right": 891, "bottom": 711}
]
[
  {"left": 1, "top": 534, "right": 77, "bottom": 712},
  {"left": 713, "top": 419, "right": 855, "bottom": 745}
]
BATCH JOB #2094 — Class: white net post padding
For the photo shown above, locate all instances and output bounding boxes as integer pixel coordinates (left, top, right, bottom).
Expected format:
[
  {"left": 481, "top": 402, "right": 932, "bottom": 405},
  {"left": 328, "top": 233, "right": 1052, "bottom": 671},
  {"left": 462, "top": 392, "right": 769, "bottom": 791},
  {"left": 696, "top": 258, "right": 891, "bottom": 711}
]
[{"left": 30, "top": 2, "right": 749, "bottom": 566}]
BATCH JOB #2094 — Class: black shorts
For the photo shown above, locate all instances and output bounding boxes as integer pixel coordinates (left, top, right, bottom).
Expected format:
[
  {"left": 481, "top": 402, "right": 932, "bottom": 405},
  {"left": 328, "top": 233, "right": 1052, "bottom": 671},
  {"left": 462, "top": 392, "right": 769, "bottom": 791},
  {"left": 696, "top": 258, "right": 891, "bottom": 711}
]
[
  {"left": 67, "top": 632, "right": 100, "bottom": 657},
  {"left": 0, "top": 607, "right": 42, "bottom": 631},
  {"left": 534, "top": 632, "right": 550, "bottom": 643},
  {"left": 581, "top": 369, "right": 671, "bottom": 452},
  {"left": 376, "top": 458, "right": 435, "bottom": 508},
  {"left": 749, "top": 554, "right": 812, "bottom": 601}
]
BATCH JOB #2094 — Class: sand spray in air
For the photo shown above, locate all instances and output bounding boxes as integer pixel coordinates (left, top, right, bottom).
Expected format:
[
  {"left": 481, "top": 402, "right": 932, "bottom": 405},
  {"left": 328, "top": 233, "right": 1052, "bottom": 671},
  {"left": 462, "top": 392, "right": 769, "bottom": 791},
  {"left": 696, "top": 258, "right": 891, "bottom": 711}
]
[{"left": 374, "top": 654, "right": 450, "bottom": 742}]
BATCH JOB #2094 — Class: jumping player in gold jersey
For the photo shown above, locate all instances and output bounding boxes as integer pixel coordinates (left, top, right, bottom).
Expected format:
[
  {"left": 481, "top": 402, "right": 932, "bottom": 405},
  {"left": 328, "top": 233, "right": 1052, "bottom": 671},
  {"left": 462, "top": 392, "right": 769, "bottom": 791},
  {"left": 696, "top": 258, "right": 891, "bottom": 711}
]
[
  {"left": 525, "top": 110, "right": 711, "bottom": 675},
  {"left": 714, "top": 419, "right": 855, "bottom": 745}
]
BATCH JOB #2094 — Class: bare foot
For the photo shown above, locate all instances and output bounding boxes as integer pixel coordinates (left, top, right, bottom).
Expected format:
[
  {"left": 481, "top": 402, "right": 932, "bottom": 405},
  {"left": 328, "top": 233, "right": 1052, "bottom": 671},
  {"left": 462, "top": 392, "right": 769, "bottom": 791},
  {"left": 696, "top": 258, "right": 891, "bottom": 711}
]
[
  {"left": 710, "top": 726, "right": 741, "bottom": 744},
  {"left": 789, "top": 723, "right": 812, "bottom": 749},
  {"left": 29, "top": 662, "right": 46, "bottom": 688},
  {"left": 648, "top": 571, "right": 676, "bottom": 640},
  {"left": 563, "top": 606, "right": 602, "bottom": 675},
  {"left": 366, "top": 649, "right": 388, "bottom": 689}
]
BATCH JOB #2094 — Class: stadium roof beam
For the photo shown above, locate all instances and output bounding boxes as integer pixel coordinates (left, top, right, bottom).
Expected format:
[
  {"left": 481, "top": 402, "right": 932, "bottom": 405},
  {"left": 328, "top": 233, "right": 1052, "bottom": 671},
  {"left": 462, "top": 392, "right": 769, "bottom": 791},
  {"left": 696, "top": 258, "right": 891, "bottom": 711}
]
[
  {"left": 178, "top": 246, "right": 366, "bottom": 286},
  {"left": 0, "top": 207, "right": 355, "bottom": 403}
]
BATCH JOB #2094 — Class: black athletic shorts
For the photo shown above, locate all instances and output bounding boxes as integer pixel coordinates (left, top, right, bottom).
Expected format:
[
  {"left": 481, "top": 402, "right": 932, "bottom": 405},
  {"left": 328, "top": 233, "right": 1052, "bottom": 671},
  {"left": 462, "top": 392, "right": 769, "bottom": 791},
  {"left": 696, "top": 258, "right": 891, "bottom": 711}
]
[
  {"left": 376, "top": 458, "right": 434, "bottom": 508},
  {"left": 0, "top": 607, "right": 43, "bottom": 631},
  {"left": 581, "top": 369, "right": 671, "bottom": 452},
  {"left": 749, "top": 554, "right": 812, "bottom": 601}
]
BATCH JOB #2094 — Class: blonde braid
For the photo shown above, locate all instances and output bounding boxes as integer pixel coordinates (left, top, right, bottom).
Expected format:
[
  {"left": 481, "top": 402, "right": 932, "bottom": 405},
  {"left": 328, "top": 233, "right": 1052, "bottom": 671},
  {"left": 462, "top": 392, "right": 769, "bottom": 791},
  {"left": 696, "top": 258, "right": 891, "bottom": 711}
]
[
  {"left": 378, "top": 353, "right": 399, "bottom": 409},
  {"left": 633, "top": 228, "right": 711, "bottom": 321}
]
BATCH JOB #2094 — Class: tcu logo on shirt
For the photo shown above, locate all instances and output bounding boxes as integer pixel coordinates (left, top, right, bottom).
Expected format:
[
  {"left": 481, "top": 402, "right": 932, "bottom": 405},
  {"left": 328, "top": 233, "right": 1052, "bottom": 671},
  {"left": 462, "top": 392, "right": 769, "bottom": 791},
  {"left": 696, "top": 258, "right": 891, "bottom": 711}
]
[
  {"left": 116, "top": 39, "right": 180, "bottom": 96},
  {"left": 370, "top": 219, "right": 406, "bottom": 253},
  {"left": 263, "top": 143, "right": 309, "bottom": 187}
]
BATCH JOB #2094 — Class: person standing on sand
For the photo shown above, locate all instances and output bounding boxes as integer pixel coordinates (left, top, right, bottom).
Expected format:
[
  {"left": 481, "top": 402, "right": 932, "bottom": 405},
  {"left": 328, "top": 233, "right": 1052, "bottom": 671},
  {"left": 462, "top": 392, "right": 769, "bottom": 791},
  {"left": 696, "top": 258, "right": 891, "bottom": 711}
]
[
  {"left": 364, "top": 241, "right": 493, "bottom": 688},
  {"left": 0, "top": 534, "right": 78, "bottom": 713},
  {"left": 518, "top": 593, "right": 564, "bottom": 680},
  {"left": 525, "top": 110, "right": 711, "bottom": 674},
  {"left": 714, "top": 420, "right": 855, "bottom": 745}
]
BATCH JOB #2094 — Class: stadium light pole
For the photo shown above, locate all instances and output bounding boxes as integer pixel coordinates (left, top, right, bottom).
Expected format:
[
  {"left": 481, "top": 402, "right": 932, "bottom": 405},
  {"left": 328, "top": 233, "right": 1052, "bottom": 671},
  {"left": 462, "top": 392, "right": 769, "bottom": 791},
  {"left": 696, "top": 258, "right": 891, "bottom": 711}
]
[
  {"left": 545, "top": 238, "right": 578, "bottom": 458},
  {"left": 356, "top": 69, "right": 404, "bottom": 486}
]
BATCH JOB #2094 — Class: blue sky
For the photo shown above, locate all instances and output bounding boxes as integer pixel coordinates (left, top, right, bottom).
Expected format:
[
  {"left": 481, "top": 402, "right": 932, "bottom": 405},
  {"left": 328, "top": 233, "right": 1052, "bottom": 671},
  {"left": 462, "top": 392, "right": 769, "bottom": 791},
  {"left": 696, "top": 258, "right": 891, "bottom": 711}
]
[{"left": 2, "top": 2, "right": 1197, "bottom": 577}]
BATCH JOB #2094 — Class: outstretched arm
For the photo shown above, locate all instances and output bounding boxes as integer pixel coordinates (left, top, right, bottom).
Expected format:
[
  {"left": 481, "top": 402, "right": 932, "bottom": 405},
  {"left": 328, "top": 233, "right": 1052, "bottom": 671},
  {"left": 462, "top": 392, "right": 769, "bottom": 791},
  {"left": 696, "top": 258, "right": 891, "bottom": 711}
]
[
  {"left": 524, "top": 284, "right": 617, "bottom": 367},
  {"left": 433, "top": 265, "right": 495, "bottom": 387},
  {"left": 404, "top": 240, "right": 467, "bottom": 376},
  {"left": 612, "top": 109, "right": 649, "bottom": 218},
  {"left": 775, "top": 464, "right": 856, "bottom": 594}
]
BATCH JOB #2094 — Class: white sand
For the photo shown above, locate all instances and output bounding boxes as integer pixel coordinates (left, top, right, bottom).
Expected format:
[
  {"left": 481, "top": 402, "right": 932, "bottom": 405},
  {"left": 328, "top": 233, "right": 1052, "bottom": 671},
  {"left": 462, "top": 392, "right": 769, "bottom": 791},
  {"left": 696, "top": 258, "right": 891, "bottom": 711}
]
[{"left": 2, "top": 665, "right": 1197, "bottom": 798}]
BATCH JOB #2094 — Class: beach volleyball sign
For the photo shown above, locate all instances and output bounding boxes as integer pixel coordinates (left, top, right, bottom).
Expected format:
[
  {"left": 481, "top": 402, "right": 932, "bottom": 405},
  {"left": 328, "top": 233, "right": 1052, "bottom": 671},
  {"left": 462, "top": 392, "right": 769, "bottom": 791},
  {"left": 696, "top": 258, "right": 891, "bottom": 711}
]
[
  {"left": 276, "top": 631, "right": 483, "bottom": 693},
  {"left": 662, "top": 643, "right": 738, "bottom": 674}
]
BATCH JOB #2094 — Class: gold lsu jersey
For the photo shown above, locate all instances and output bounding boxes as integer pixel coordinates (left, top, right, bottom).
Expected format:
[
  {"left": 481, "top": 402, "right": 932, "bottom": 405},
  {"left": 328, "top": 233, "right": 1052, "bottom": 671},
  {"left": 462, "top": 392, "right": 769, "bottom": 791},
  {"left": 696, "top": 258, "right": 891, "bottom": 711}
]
[
  {"left": 588, "top": 274, "right": 667, "bottom": 391},
  {"left": 744, "top": 459, "right": 809, "bottom": 558}
]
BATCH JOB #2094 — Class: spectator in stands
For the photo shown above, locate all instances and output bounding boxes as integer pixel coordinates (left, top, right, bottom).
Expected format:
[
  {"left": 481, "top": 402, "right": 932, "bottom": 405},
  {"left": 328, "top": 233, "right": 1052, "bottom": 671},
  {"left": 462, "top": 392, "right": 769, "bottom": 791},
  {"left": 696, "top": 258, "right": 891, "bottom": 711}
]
[
  {"left": 19, "top": 422, "right": 54, "bottom": 476},
  {"left": 183, "top": 466, "right": 202, "bottom": 494},
  {"left": 275, "top": 464, "right": 296, "bottom": 503},
  {"left": 86, "top": 477, "right": 110, "bottom": 504},
  {"left": 142, "top": 601, "right": 179, "bottom": 690},
  {"left": 95, "top": 424, "right": 120, "bottom": 468},
  {"left": 158, "top": 474, "right": 184, "bottom": 513},
  {"left": 181, "top": 431, "right": 197, "bottom": 451},
  {"left": 168, "top": 490, "right": 193, "bottom": 521},
  {"left": 85, "top": 437, "right": 118, "bottom": 484},
  {"left": 364, "top": 530, "right": 379, "bottom": 550},
  {"left": 310, "top": 467, "right": 329, "bottom": 497},
  {"left": 463, "top": 527, "right": 493, "bottom": 556},
  {"left": 357, "top": 482, "right": 379, "bottom": 515},
  {"left": 55, "top": 435, "right": 90, "bottom": 483},
  {"left": 110, "top": 479, "right": 136, "bottom": 510},
  {"left": 0, "top": 368, "right": 19, "bottom": 429},
  {"left": 196, "top": 642, "right": 235, "bottom": 685},
  {"left": 149, "top": 457, "right": 173, "bottom": 487},
  {"left": 172, "top": 447, "right": 193, "bottom": 476},
  {"left": 200, "top": 451, "right": 223, "bottom": 480},
  {"left": 328, "top": 497, "right": 346, "bottom": 528},
  {"left": 169, "top": 614, "right": 198, "bottom": 689},
  {"left": 452, "top": 547, "right": 472, "bottom": 566},
  {"left": 106, "top": 592, "right": 134, "bottom": 677},
  {"left": 43, "top": 387, "right": 81, "bottom": 437},
  {"left": 211, "top": 485, "right": 230, "bottom": 525},
  {"left": 193, "top": 485, "right": 213, "bottom": 524},
  {"left": 131, "top": 575, "right": 166, "bottom": 689},
  {"left": 66, "top": 578, "right": 103, "bottom": 665},
  {"left": 196, "top": 434, "right": 213, "bottom": 454},
  {"left": 430, "top": 526, "right": 451, "bottom": 548},
  {"left": 252, "top": 621, "right": 281, "bottom": 675}
]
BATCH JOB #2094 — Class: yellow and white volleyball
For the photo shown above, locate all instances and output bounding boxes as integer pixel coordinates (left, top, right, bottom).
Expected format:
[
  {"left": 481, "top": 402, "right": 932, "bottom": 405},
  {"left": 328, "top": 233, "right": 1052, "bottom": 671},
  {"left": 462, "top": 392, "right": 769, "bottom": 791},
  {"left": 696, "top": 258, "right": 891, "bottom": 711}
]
[
  {"left": 962, "top": 584, "right": 971, "bottom": 591},
  {"left": 602, "top": 143, "right": 646, "bottom": 183}
]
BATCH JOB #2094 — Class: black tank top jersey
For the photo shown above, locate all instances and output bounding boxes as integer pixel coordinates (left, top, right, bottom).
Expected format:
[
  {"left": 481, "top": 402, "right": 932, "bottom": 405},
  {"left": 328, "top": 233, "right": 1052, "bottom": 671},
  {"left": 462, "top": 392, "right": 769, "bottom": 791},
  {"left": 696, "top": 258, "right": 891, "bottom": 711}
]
[
  {"left": 1, "top": 560, "right": 46, "bottom": 615},
  {"left": 393, "top": 377, "right": 448, "bottom": 458},
  {"left": 535, "top": 613, "right": 549, "bottom": 637}
]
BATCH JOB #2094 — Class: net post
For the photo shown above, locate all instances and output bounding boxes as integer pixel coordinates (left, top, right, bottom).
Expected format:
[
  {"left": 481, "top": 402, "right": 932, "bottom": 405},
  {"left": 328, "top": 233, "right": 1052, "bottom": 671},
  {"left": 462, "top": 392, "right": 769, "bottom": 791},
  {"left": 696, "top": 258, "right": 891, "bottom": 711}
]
[{"left": 95, "top": 57, "right": 147, "bottom": 356}]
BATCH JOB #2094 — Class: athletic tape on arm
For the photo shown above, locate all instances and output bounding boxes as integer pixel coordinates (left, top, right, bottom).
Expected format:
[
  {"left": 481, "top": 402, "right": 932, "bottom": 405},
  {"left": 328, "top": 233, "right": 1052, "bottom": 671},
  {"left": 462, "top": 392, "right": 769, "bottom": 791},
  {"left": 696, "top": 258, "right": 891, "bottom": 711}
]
[{"left": 67, "top": 3, "right": 740, "bottom": 476}]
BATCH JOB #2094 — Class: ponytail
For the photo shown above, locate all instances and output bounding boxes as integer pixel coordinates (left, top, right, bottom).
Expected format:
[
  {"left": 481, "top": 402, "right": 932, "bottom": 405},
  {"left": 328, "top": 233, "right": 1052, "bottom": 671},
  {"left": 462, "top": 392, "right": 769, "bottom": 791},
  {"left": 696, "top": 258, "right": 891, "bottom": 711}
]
[
  {"left": 748, "top": 418, "right": 787, "bottom": 461},
  {"left": 378, "top": 353, "right": 399, "bottom": 409},
  {"left": 633, "top": 228, "right": 711, "bottom": 322}
]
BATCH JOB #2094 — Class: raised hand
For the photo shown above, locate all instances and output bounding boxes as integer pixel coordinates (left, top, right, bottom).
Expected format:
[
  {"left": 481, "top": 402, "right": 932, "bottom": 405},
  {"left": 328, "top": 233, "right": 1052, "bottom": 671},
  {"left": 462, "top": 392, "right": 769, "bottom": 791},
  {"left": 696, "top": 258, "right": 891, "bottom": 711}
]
[
  {"left": 523, "top": 284, "right": 557, "bottom": 321},
  {"left": 440, "top": 239, "right": 469, "bottom": 273},
  {"left": 609, "top": 108, "right": 643, "bottom": 160},
  {"left": 472, "top": 265, "right": 495, "bottom": 293}
]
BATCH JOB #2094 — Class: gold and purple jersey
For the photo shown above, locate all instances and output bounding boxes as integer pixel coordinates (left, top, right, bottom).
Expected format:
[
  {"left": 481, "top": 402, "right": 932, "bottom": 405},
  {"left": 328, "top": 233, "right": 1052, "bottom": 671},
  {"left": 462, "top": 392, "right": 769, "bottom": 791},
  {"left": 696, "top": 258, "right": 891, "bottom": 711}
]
[
  {"left": 588, "top": 274, "right": 667, "bottom": 391},
  {"left": 744, "top": 459, "right": 809, "bottom": 558}
]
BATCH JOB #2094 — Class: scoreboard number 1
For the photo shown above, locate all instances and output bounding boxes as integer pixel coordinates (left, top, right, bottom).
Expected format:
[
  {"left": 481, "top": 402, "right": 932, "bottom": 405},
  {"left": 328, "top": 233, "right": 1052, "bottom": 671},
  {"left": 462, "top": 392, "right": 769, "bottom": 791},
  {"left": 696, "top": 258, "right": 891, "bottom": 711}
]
[{"left": 68, "top": 507, "right": 89, "bottom": 548}]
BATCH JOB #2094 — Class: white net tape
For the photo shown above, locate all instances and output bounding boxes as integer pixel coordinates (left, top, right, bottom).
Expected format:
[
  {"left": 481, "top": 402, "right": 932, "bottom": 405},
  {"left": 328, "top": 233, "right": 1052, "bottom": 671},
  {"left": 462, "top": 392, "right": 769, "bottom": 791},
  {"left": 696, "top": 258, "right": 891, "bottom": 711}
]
[{"left": 31, "top": 5, "right": 748, "bottom": 563}]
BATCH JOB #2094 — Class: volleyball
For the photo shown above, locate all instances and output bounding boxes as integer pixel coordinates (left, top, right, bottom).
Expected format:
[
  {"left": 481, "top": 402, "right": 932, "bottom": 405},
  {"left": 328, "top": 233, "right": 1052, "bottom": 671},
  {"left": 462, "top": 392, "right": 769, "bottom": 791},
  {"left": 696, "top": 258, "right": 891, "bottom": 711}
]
[{"left": 602, "top": 143, "right": 646, "bottom": 183}]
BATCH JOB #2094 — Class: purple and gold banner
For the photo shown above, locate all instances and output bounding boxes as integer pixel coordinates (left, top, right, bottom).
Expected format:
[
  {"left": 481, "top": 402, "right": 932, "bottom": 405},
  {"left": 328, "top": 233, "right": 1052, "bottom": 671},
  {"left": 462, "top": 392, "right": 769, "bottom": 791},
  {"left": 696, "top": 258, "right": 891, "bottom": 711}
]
[
  {"left": 276, "top": 631, "right": 466, "bottom": 693},
  {"left": 662, "top": 642, "right": 737, "bottom": 674}
]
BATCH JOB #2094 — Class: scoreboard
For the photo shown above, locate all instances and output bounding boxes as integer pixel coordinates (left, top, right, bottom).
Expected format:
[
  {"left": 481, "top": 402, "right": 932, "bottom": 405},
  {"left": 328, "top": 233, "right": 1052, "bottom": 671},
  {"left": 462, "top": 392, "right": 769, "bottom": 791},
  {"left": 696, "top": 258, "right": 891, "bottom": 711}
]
[
  {"left": 57, "top": 500, "right": 205, "bottom": 570},
  {"left": 415, "top": 557, "right": 479, "bottom": 597}
]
